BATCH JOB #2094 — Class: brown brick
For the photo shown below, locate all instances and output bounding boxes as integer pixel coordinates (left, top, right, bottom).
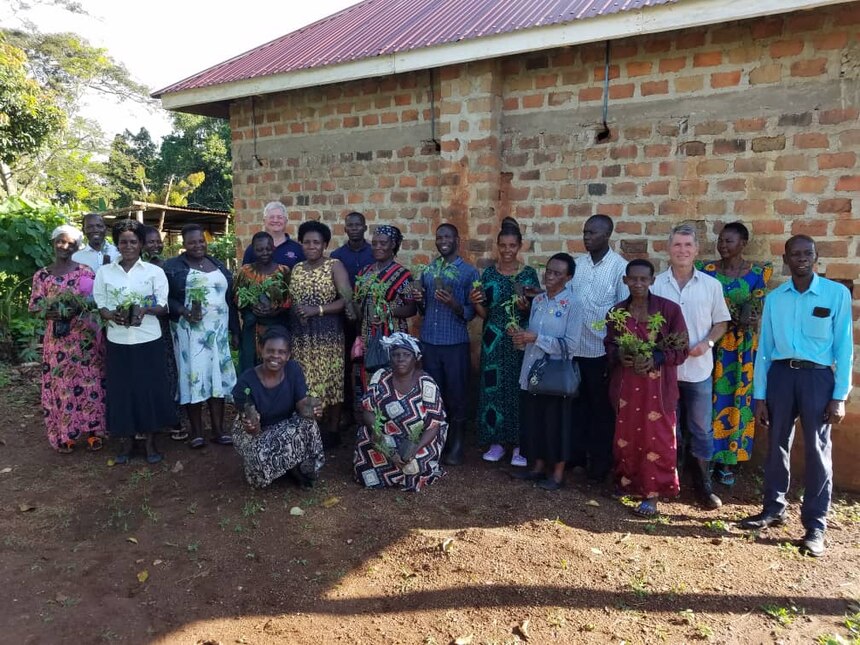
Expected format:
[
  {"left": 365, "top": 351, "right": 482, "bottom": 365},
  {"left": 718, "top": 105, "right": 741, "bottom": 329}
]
[
  {"left": 734, "top": 118, "right": 766, "bottom": 133},
  {"left": 696, "top": 200, "right": 727, "bottom": 216},
  {"left": 621, "top": 239, "right": 647, "bottom": 254},
  {"left": 728, "top": 45, "right": 760, "bottom": 65},
  {"left": 594, "top": 64, "right": 621, "bottom": 81},
  {"left": 834, "top": 220, "right": 860, "bottom": 235},
  {"left": 609, "top": 83, "right": 636, "bottom": 99},
  {"left": 749, "top": 64, "right": 782, "bottom": 85},
  {"left": 697, "top": 159, "right": 729, "bottom": 174},
  {"left": 676, "top": 31, "right": 706, "bottom": 50},
  {"left": 711, "top": 71, "right": 742, "bottom": 88},
  {"left": 734, "top": 158, "right": 767, "bottom": 173},
  {"left": 645, "top": 36, "right": 672, "bottom": 54},
  {"left": 791, "top": 58, "right": 828, "bottom": 78},
  {"left": 836, "top": 3, "right": 860, "bottom": 25},
  {"left": 774, "top": 155, "right": 809, "bottom": 171},
  {"left": 734, "top": 199, "right": 767, "bottom": 216},
  {"left": 548, "top": 91, "right": 573, "bottom": 107},
  {"left": 817, "top": 198, "right": 851, "bottom": 214},
  {"left": 612, "top": 182, "right": 638, "bottom": 195},
  {"left": 753, "top": 220, "right": 785, "bottom": 235},
  {"left": 679, "top": 179, "right": 708, "bottom": 195},
  {"left": 786, "top": 11, "right": 826, "bottom": 32},
  {"left": 819, "top": 108, "right": 860, "bottom": 125},
  {"left": 840, "top": 130, "right": 860, "bottom": 147},
  {"left": 753, "top": 176, "right": 787, "bottom": 192},
  {"left": 659, "top": 200, "right": 692, "bottom": 216},
  {"left": 579, "top": 87, "right": 603, "bottom": 102},
  {"left": 535, "top": 73, "right": 559, "bottom": 89},
  {"left": 751, "top": 135, "right": 786, "bottom": 152},
  {"left": 836, "top": 175, "right": 860, "bottom": 192},
  {"left": 562, "top": 68, "right": 589, "bottom": 84},
  {"left": 694, "top": 121, "right": 728, "bottom": 136},
  {"left": 816, "top": 241, "right": 849, "bottom": 257},
  {"left": 541, "top": 204, "right": 564, "bottom": 217},
  {"left": 719, "top": 178, "right": 748, "bottom": 192},
  {"left": 342, "top": 116, "right": 359, "bottom": 127},
  {"left": 610, "top": 145, "right": 637, "bottom": 160},
  {"left": 751, "top": 18, "right": 783, "bottom": 39},
  {"left": 645, "top": 144, "right": 671, "bottom": 158},
  {"left": 813, "top": 31, "right": 849, "bottom": 51},
  {"left": 794, "top": 176, "right": 829, "bottom": 193},
  {"left": 819, "top": 153, "right": 857, "bottom": 170},
  {"left": 693, "top": 51, "right": 723, "bottom": 67},
  {"left": 770, "top": 39, "right": 804, "bottom": 58},
  {"left": 626, "top": 204, "right": 654, "bottom": 217},
  {"left": 643, "top": 180, "right": 671, "bottom": 195},
  {"left": 773, "top": 199, "right": 809, "bottom": 215},
  {"left": 626, "top": 61, "right": 652, "bottom": 77},
  {"left": 522, "top": 94, "right": 545, "bottom": 109},
  {"left": 659, "top": 160, "right": 686, "bottom": 176},
  {"left": 625, "top": 162, "right": 653, "bottom": 177},
  {"left": 714, "top": 139, "right": 746, "bottom": 155},
  {"left": 616, "top": 220, "right": 644, "bottom": 233},
  {"left": 659, "top": 57, "right": 687, "bottom": 73},
  {"left": 778, "top": 112, "right": 813, "bottom": 127},
  {"left": 792, "top": 220, "right": 828, "bottom": 236},
  {"left": 794, "top": 132, "right": 829, "bottom": 149},
  {"left": 674, "top": 75, "right": 704, "bottom": 93},
  {"left": 641, "top": 80, "right": 669, "bottom": 96}
]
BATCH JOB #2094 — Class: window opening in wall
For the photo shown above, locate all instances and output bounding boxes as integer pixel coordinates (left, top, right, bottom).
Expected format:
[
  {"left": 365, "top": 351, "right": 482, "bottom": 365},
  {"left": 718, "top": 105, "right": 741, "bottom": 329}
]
[{"left": 595, "top": 40, "right": 612, "bottom": 143}]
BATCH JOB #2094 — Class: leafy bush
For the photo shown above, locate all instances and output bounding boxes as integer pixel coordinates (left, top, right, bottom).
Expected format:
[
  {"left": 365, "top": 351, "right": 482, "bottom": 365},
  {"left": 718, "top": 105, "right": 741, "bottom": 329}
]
[
  {"left": 207, "top": 231, "right": 238, "bottom": 270},
  {"left": 0, "top": 196, "right": 73, "bottom": 362}
]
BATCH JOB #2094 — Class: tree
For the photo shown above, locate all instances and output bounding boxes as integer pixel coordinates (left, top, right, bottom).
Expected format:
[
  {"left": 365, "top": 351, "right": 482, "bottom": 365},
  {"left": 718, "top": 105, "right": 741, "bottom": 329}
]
[{"left": 104, "top": 128, "right": 157, "bottom": 207}]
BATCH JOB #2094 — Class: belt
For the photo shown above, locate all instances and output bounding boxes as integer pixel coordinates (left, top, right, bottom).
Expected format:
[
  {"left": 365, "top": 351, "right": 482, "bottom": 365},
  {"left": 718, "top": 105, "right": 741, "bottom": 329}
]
[{"left": 775, "top": 359, "right": 830, "bottom": 370}]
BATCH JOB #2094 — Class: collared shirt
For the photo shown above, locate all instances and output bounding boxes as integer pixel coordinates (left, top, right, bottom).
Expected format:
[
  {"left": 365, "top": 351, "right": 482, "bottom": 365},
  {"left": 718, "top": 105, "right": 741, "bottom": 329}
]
[
  {"left": 93, "top": 258, "right": 169, "bottom": 345},
  {"left": 754, "top": 274, "right": 853, "bottom": 401},
  {"left": 419, "top": 256, "right": 479, "bottom": 346},
  {"left": 331, "top": 240, "right": 373, "bottom": 287},
  {"left": 242, "top": 236, "right": 305, "bottom": 268},
  {"left": 72, "top": 242, "right": 120, "bottom": 273},
  {"left": 519, "top": 284, "right": 582, "bottom": 390},
  {"left": 651, "top": 267, "right": 731, "bottom": 383},
  {"left": 566, "top": 248, "right": 629, "bottom": 358}
]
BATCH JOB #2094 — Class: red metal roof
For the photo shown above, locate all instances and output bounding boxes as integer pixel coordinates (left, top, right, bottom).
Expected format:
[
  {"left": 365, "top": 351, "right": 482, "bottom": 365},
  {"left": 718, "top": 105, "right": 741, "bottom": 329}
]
[{"left": 154, "top": 0, "right": 677, "bottom": 97}]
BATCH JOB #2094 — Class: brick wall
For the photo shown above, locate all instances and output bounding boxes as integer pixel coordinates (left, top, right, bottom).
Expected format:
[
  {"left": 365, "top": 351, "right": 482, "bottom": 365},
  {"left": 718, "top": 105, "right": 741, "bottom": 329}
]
[{"left": 229, "top": 3, "right": 860, "bottom": 488}]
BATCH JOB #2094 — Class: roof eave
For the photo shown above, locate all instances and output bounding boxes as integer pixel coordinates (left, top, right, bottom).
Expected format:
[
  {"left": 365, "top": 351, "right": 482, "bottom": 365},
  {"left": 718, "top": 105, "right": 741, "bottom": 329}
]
[{"left": 157, "top": 0, "right": 851, "bottom": 115}]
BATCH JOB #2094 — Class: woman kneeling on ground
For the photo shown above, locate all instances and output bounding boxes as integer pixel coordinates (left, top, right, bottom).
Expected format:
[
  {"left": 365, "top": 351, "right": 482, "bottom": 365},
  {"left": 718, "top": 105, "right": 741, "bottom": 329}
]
[
  {"left": 353, "top": 332, "right": 447, "bottom": 492},
  {"left": 232, "top": 327, "right": 325, "bottom": 489}
]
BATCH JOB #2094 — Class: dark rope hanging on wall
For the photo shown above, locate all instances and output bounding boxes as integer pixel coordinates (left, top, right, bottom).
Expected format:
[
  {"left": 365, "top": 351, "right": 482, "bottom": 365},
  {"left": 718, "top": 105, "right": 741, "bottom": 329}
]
[
  {"left": 429, "top": 68, "right": 441, "bottom": 152},
  {"left": 251, "top": 96, "right": 264, "bottom": 166},
  {"left": 596, "top": 40, "right": 612, "bottom": 143}
]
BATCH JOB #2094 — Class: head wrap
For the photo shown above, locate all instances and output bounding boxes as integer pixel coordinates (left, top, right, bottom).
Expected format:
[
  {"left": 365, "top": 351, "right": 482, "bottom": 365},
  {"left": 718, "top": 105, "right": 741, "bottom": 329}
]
[
  {"left": 374, "top": 224, "right": 403, "bottom": 255},
  {"left": 50, "top": 224, "right": 84, "bottom": 245},
  {"left": 380, "top": 332, "right": 422, "bottom": 359}
]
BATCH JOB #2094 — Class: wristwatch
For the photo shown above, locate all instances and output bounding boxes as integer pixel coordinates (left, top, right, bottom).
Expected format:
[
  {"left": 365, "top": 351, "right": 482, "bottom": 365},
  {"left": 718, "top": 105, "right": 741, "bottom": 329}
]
[{"left": 707, "top": 339, "right": 715, "bottom": 348}]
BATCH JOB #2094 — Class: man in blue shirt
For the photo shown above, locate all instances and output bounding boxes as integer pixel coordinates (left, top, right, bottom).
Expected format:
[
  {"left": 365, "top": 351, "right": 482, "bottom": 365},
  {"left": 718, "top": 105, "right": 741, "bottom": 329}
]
[
  {"left": 241, "top": 201, "right": 304, "bottom": 268},
  {"left": 331, "top": 211, "right": 373, "bottom": 286},
  {"left": 739, "top": 236, "right": 853, "bottom": 557},
  {"left": 414, "top": 224, "right": 479, "bottom": 465}
]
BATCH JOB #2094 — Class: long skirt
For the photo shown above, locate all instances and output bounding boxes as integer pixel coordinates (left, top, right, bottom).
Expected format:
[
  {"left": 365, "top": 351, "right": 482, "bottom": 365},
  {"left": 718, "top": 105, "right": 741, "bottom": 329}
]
[
  {"left": 519, "top": 391, "right": 575, "bottom": 464},
  {"left": 232, "top": 413, "right": 324, "bottom": 488},
  {"left": 105, "top": 338, "right": 178, "bottom": 437},
  {"left": 353, "top": 424, "right": 447, "bottom": 492}
]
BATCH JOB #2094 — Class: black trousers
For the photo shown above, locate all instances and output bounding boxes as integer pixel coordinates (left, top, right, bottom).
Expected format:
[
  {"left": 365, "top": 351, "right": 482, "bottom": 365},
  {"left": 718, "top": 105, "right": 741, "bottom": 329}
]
[
  {"left": 571, "top": 355, "right": 615, "bottom": 478},
  {"left": 421, "top": 342, "right": 470, "bottom": 422}
]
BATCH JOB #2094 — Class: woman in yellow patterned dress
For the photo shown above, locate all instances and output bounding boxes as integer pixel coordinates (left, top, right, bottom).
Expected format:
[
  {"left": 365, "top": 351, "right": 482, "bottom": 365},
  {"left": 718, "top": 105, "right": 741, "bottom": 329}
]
[{"left": 288, "top": 221, "right": 354, "bottom": 448}]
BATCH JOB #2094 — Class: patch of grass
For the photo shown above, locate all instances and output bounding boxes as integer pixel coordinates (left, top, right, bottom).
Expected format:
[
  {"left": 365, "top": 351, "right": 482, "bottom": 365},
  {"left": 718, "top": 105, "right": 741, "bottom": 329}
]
[
  {"left": 846, "top": 611, "right": 860, "bottom": 636},
  {"left": 99, "top": 628, "right": 120, "bottom": 642},
  {"left": 761, "top": 603, "right": 803, "bottom": 627},
  {"left": 703, "top": 519, "right": 728, "bottom": 533},
  {"left": 102, "top": 500, "right": 134, "bottom": 532},
  {"left": 186, "top": 502, "right": 198, "bottom": 515},
  {"left": 187, "top": 541, "right": 200, "bottom": 554},
  {"left": 218, "top": 517, "right": 230, "bottom": 530},
  {"left": 140, "top": 498, "right": 158, "bottom": 523},
  {"left": 777, "top": 541, "right": 801, "bottom": 559},
  {"left": 546, "top": 609, "right": 566, "bottom": 628},
  {"left": 832, "top": 500, "right": 860, "bottom": 525},
  {"left": 128, "top": 468, "right": 153, "bottom": 486},
  {"left": 629, "top": 574, "right": 650, "bottom": 600},
  {"left": 242, "top": 497, "right": 265, "bottom": 518}
]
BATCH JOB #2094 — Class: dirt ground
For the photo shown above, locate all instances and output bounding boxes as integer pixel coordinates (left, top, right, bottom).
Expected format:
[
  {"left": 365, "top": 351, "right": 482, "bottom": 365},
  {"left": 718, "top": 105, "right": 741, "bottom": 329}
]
[{"left": 1, "top": 364, "right": 858, "bottom": 645}]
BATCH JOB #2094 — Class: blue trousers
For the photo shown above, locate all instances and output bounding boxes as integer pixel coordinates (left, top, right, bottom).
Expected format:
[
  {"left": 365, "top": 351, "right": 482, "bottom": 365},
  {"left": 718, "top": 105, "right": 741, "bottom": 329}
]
[
  {"left": 421, "top": 342, "right": 470, "bottom": 422},
  {"left": 762, "top": 362, "right": 834, "bottom": 531},
  {"left": 677, "top": 377, "right": 714, "bottom": 461}
]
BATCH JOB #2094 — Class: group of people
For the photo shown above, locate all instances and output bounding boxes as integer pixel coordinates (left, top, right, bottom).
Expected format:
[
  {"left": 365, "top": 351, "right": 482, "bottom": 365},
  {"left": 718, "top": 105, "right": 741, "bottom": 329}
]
[{"left": 29, "top": 202, "right": 852, "bottom": 557}]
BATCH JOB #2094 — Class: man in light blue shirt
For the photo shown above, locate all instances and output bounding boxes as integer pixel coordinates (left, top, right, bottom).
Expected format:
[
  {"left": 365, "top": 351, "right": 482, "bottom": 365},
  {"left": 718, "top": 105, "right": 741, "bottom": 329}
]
[{"left": 739, "top": 236, "right": 853, "bottom": 557}]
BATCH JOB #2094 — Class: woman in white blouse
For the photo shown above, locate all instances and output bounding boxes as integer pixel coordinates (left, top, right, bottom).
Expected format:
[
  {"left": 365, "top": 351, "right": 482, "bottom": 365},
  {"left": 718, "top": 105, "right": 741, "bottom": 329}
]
[{"left": 93, "top": 220, "right": 177, "bottom": 464}]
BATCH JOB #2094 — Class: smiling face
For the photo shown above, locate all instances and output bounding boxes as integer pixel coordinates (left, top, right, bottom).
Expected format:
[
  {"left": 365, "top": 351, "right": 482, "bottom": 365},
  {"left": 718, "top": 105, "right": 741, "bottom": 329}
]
[
  {"left": 263, "top": 207, "right": 287, "bottom": 236},
  {"left": 371, "top": 233, "right": 395, "bottom": 263},
  {"left": 345, "top": 214, "right": 367, "bottom": 243},
  {"left": 260, "top": 337, "right": 290, "bottom": 373},
  {"left": 668, "top": 233, "right": 698, "bottom": 270},
  {"left": 83, "top": 216, "right": 106, "bottom": 250},
  {"left": 302, "top": 231, "right": 327, "bottom": 262},
  {"left": 117, "top": 230, "right": 141, "bottom": 263},
  {"left": 716, "top": 228, "right": 746, "bottom": 261},
  {"left": 53, "top": 233, "right": 78, "bottom": 261},
  {"left": 543, "top": 258, "right": 571, "bottom": 294},
  {"left": 435, "top": 226, "right": 458, "bottom": 259},
  {"left": 497, "top": 233, "right": 521, "bottom": 264},
  {"left": 389, "top": 346, "right": 417, "bottom": 377},
  {"left": 144, "top": 230, "right": 163, "bottom": 258},
  {"left": 623, "top": 264, "right": 655, "bottom": 299},
  {"left": 183, "top": 229, "right": 207, "bottom": 260},
  {"left": 784, "top": 238, "right": 817, "bottom": 279},
  {"left": 253, "top": 237, "right": 274, "bottom": 266}
]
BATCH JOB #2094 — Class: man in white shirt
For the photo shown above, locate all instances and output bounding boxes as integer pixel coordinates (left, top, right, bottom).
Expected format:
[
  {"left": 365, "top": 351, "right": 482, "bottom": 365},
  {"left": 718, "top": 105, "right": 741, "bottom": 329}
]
[
  {"left": 651, "top": 224, "right": 730, "bottom": 509},
  {"left": 566, "top": 214, "right": 629, "bottom": 484},
  {"left": 72, "top": 213, "right": 119, "bottom": 272}
]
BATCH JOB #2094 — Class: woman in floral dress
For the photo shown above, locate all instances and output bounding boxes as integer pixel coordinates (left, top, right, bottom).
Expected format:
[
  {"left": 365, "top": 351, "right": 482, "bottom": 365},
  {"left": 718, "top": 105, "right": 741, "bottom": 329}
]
[
  {"left": 29, "top": 225, "right": 105, "bottom": 453},
  {"left": 697, "top": 222, "right": 772, "bottom": 485},
  {"left": 288, "top": 221, "right": 352, "bottom": 447}
]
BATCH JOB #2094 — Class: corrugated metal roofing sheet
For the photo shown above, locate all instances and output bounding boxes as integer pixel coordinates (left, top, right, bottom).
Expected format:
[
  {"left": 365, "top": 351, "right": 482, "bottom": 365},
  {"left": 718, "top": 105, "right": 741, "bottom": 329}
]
[{"left": 154, "top": 0, "right": 676, "bottom": 96}]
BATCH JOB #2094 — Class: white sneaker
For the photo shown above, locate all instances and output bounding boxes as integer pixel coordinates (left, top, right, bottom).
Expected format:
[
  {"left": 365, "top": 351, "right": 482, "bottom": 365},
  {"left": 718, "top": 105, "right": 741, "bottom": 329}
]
[
  {"left": 510, "top": 447, "right": 527, "bottom": 468},
  {"left": 482, "top": 444, "right": 505, "bottom": 462}
]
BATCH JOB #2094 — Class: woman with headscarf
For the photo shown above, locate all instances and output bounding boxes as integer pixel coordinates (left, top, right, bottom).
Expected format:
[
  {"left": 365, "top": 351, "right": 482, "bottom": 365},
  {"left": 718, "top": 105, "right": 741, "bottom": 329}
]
[
  {"left": 353, "top": 225, "right": 416, "bottom": 387},
  {"left": 353, "top": 332, "right": 447, "bottom": 492},
  {"left": 29, "top": 224, "right": 106, "bottom": 453}
]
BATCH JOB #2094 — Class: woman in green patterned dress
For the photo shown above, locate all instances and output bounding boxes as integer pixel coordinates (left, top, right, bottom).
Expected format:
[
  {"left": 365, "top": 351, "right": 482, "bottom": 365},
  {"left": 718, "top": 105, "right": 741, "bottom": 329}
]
[
  {"left": 697, "top": 222, "right": 772, "bottom": 486},
  {"left": 288, "top": 221, "right": 353, "bottom": 448},
  {"left": 469, "top": 219, "right": 540, "bottom": 467}
]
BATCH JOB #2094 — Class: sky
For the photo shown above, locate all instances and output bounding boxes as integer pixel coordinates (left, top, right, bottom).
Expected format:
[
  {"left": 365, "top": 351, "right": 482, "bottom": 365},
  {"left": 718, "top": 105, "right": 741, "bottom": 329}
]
[{"left": 1, "top": 0, "right": 361, "bottom": 141}]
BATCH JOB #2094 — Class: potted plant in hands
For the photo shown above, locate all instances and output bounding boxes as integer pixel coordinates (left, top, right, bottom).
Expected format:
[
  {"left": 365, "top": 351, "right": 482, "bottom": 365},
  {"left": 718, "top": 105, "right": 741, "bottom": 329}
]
[
  {"left": 108, "top": 287, "right": 145, "bottom": 327},
  {"left": 240, "top": 387, "right": 260, "bottom": 434},
  {"left": 594, "top": 310, "right": 686, "bottom": 374},
  {"left": 369, "top": 406, "right": 420, "bottom": 475},
  {"left": 185, "top": 277, "right": 209, "bottom": 325}
]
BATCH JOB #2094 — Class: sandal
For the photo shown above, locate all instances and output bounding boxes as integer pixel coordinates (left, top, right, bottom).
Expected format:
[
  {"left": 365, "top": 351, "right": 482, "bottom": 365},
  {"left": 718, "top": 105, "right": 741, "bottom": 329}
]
[
  {"left": 86, "top": 436, "right": 104, "bottom": 452},
  {"left": 632, "top": 499, "right": 659, "bottom": 517},
  {"left": 189, "top": 437, "right": 206, "bottom": 449},
  {"left": 212, "top": 434, "right": 233, "bottom": 446},
  {"left": 170, "top": 429, "right": 189, "bottom": 441},
  {"left": 714, "top": 466, "right": 735, "bottom": 487},
  {"left": 57, "top": 441, "right": 74, "bottom": 454}
]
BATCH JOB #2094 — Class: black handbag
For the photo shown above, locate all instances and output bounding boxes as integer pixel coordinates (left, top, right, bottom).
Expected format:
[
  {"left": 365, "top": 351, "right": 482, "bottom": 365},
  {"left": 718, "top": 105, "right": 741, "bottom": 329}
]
[
  {"left": 527, "top": 341, "right": 581, "bottom": 398},
  {"left": 364, "top": 332, "right": 389, "bottom": 374}
]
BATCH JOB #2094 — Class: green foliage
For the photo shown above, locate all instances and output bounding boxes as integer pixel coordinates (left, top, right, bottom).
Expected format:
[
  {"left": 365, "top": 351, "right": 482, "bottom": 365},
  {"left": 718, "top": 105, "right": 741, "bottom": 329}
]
[
  {"left": 235, "top": 274, "right": 287, "bottom": 309},
  {"left": 0, "top": 196, "right": 69, "bottom": 286},
  {"left": 207, "top": 232, "right": 238, "bottom": 266}
]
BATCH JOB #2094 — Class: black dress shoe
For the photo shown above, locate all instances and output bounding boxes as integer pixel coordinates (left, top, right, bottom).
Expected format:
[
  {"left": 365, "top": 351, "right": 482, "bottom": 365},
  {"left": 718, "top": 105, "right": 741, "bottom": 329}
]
[
  {"left": 537, "top": 478, "right": 564, "bottom": 491},
  {"left": 510, "top": 470, "right": 545, "bottom": 482},
  {"left": 738, "top": 511, "right": 787, "bottom": 530},
  {"left": 799, "top": 528, "right": 825, "bottom": 557}
]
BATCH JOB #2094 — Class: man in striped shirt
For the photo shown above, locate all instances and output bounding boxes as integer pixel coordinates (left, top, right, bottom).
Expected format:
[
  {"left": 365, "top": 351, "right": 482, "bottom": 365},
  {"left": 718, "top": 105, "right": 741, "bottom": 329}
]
[{"left": 566, "top": 214, "right": 629, "bottom": 484}]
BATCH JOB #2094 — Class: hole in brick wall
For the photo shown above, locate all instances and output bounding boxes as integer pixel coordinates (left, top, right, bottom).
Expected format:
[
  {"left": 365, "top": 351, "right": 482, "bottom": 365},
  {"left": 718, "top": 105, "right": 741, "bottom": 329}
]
[{"left": 595, "top": 126, "right": 612, "bottom": 144}]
